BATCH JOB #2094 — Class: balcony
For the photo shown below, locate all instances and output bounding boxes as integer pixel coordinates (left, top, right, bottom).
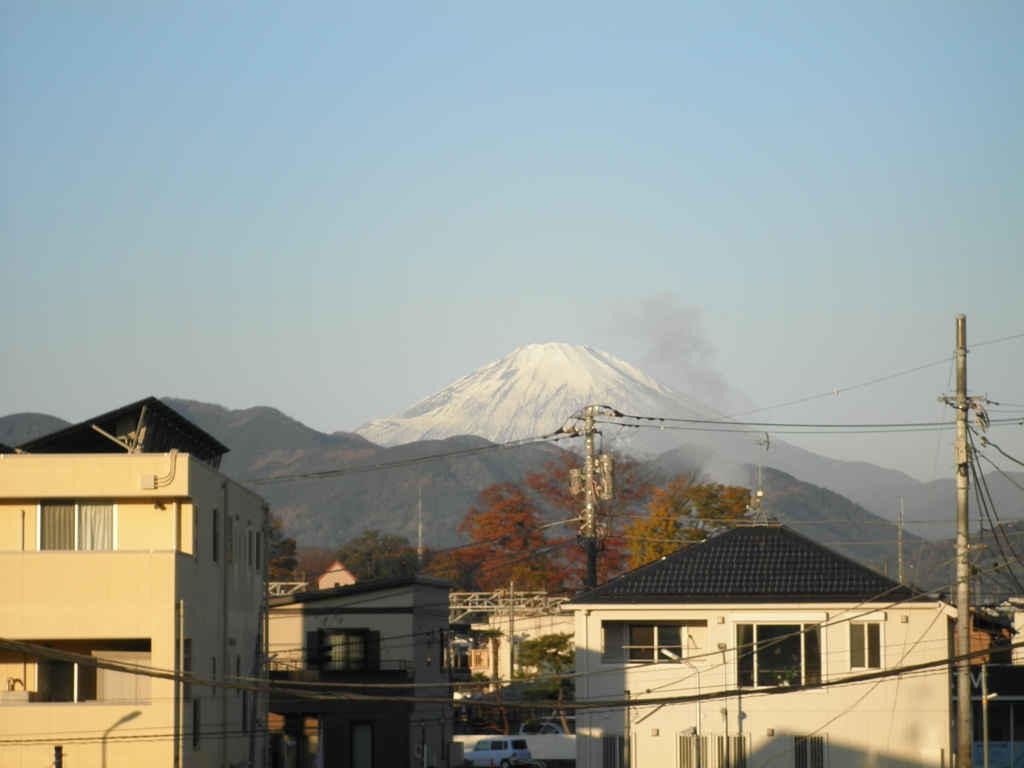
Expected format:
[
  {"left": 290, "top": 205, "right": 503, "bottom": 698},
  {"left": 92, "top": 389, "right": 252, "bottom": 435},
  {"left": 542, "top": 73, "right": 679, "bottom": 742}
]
[{"left": 269, "top": 658, "right": 413, "bottom": 685}]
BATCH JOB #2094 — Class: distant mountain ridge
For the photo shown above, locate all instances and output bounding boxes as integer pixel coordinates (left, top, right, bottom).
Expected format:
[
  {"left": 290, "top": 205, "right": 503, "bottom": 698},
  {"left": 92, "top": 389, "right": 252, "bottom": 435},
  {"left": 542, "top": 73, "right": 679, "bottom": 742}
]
[
  {"left": 5, "top": 396, "right": 1002, "bottom": 591},
  {"left": 0, "top": 413, "right": 72, "bottom": 447},
  {"left": 356, "top": 343, "right": 918, "bottom": 502}
]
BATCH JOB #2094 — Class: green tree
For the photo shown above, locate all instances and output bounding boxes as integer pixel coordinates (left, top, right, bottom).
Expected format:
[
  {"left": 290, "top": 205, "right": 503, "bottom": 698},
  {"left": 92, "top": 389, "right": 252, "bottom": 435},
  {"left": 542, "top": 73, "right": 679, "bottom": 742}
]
[
  {"left": 334, "top": 529, "right": 418, "bottom": 582},
  {"left": 516, "top": 633, "right": 575, "bottom": 733},
  {"left": 625, "top": 473, "right": 751, "bottom": 569},
  {"left": 268, "top": 512, "right": 297, "bottom": 580}
]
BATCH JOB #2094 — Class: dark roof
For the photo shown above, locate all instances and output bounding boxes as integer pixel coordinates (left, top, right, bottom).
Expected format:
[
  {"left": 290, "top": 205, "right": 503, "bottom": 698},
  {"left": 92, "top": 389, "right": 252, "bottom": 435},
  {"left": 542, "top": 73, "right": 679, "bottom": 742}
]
[
  {"left": 0, "top": 441, "right": 14, "bottom": 454},
  {"left": 17, "top": 397, "right": 228, "bottom": 468},
  {"left": 269, "top": 574, "right": 453, "bottom": 607},
  {"left": 569, "top": 525, "right": 922, "bottom": 604}
]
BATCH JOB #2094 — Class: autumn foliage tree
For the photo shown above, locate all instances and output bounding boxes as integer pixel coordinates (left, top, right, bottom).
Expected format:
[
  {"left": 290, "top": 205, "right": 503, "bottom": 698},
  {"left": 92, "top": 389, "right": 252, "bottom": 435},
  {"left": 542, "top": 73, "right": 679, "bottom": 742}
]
[
  {"left": 526, "top": 452, "right": 655, "bottom": 586},
  {"left": 458, "top": 483, "right": 568, "bottom": 591},
  {"left": 626, "top": 473, "right": 752, "bottom": 569}
]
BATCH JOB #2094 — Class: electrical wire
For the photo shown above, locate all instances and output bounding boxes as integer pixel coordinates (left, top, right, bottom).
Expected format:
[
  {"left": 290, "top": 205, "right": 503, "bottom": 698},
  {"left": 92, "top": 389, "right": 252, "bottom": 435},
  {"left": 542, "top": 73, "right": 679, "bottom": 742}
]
[
  {"left": 979, "top": 436, "right": 1024, "bottom": 470},
  {"left": 244, "top": 431, "right": 572, "bottom": 485}
]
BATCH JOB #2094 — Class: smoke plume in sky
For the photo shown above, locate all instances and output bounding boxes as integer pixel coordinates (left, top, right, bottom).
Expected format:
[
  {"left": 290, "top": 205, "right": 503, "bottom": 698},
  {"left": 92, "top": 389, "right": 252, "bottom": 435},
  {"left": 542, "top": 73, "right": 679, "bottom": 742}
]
[{"left": 614, "top": 293, "right": 751, "bottom": 415}]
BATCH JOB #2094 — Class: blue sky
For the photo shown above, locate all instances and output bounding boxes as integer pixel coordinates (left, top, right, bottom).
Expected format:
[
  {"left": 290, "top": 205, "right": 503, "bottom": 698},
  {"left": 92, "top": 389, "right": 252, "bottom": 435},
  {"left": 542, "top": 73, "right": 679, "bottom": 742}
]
[{"left": 1, "top": 0, "right": 1022, "bottom": 482}]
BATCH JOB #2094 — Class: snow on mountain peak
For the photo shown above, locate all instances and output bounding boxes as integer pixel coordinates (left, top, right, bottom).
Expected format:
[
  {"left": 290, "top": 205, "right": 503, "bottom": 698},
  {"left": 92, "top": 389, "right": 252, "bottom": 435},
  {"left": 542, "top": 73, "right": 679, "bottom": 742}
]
[{"left": 355, "top": 343, "right": 726, "bottom": 448}]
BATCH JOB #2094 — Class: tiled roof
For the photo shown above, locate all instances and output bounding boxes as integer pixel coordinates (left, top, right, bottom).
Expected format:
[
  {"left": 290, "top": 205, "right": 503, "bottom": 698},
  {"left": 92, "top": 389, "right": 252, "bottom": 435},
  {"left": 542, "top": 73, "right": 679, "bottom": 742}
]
[{"left": 569, "top": 525, "right": 921, "bottom": 604}]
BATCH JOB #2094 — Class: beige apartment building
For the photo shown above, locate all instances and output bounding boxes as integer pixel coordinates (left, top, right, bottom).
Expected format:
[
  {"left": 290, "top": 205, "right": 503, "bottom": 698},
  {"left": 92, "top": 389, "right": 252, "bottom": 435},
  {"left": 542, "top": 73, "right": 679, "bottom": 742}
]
[{"left": 0, "top": 398, "right": 268, "bottom": 768}]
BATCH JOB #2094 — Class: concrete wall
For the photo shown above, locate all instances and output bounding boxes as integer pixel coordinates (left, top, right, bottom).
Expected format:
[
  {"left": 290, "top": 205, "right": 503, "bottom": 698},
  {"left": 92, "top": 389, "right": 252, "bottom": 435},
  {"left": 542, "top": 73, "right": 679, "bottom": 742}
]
[
  {"left": 0, "top": 452, "right": 266, "bottom": 768},
  {"left": 269, "top": 579, "right": 455, "bottom": 767},
  {"left": 572, "top": 600, "right": 954, "bottom": 768}
]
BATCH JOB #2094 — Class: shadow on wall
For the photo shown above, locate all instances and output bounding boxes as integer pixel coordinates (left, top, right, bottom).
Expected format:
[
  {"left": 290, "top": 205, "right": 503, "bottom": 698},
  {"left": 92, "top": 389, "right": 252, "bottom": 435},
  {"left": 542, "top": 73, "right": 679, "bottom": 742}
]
[{"left": 584, "top": 728, "right": 952, "bottom": 768}]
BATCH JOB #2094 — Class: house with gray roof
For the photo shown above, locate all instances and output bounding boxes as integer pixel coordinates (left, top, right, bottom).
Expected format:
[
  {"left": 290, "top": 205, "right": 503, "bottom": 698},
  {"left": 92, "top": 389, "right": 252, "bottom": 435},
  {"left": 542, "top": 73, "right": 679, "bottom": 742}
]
[{"left": 565, "top": 524, "right": 956, "bottom": 768}]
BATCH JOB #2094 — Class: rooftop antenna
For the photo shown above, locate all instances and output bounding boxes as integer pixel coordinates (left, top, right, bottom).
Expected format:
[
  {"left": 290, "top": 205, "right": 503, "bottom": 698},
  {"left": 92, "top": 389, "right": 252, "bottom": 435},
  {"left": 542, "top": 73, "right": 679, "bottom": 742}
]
[{"left": 747, "top": 433, "right": 771, "bottom": 524}]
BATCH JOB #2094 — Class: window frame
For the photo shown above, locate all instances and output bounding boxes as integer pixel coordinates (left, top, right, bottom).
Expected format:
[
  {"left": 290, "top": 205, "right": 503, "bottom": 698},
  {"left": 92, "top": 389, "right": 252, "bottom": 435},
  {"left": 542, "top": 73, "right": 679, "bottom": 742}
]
[
  {"left": 601, "top": 620, "right": 708, "bottom": 664},
  {"left": 736, "top": 622, "right": 822, "bottom": 688},
  {"left": 849, "top": 622, "right": 882, "bottom": 670},
  {"left": 37, "top": 501, "right": 117, "bottom": 552},
  {"left": 307, "top": 628, "right": 379, "bottom": 672}
]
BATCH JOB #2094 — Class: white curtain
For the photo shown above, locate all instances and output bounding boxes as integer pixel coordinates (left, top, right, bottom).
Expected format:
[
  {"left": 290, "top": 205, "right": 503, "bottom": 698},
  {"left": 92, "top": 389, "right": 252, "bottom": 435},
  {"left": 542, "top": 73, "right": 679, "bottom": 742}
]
[{"left": 79, "top": 504, "right": 113, "bottom": 550}]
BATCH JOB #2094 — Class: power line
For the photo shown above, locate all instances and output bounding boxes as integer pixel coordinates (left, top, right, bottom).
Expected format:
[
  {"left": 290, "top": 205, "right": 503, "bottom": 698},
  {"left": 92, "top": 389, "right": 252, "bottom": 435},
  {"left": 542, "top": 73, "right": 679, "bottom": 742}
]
[{"left": 245, "top": 431, "right": 571, "bottom": 485}]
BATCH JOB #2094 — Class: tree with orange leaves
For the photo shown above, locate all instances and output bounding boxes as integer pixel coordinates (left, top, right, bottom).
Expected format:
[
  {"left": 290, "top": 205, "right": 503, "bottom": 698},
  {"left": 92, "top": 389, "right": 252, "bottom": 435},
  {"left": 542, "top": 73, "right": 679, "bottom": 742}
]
[
  {"left": 625, "top": 473, "right": 751, "bottom": 569},
  {"left": 457, "top": 483, "right": 569, "bottom": 591},
  {"left": 526, "top": 453, "right": 655, "bottom": 586}
]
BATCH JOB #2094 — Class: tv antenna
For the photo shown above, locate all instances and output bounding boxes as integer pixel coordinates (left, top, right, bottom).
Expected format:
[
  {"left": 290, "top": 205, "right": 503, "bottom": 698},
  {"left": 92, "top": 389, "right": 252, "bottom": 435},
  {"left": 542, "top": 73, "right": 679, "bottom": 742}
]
[{"left": 748, "top": 433, "right": 771, "bottom": 523}]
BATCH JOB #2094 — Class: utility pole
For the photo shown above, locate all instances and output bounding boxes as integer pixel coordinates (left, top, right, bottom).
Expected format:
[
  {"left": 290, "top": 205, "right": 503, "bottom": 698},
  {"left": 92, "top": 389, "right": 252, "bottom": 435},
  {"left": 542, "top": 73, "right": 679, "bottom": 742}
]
[
  {"left": 509, "top": 581, "right": 515, "bottom": 682},
  {"left": 54, "top": 746, "right": 63, "bottom": 768},
  {"left": 567, "top": 405, "right": 616, "bottom": 591},
  {"left": 898, "top": 500, "right": 904, "bottom": 584},
  {"left": 417, "top": 488, "right": 424, "bottom": 572},
  {"left": 582, "top": 407, "right": 599, "bottom": 591},
  {"left": 953, "top": 315, "right": 973, "bottom": 768}
]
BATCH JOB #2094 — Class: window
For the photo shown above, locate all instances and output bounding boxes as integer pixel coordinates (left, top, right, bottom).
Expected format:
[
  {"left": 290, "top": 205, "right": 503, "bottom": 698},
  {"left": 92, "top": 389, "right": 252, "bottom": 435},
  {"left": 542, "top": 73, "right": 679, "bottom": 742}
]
[
  {"left": 39, "top": 502, "right": 114, "bottom": 551},
  {"left": 602, "top": 621, "right": 707, "bottom": 663},
  {"left": 192, "top": 698, "right": 201, "bottom": 748},
  {"left": 31, "top": 640, "right": 150, "bottom": 702},
  {"left": 212, "top": 509, "right": 220, "bottom": 563},
  {"left": 183, "top": 638, "right": 193, "bottom": 700},
  {"left": 850, "top": 623, "right": 880, "bottom": 669},
  {"left": 737, "top": 624, "right": 821, "bottom": 687},
  {"left": 324, "top": 633, "right": 366, "bottom": 671},
  {"left": 192, "top": 508, "right": 200, "bottom": 560},
  {"left": 794, "top": 735, "right": 825, "bottom": 768},
  {"left": 306, "top": 629, "right": 379, "bottom": 671}
]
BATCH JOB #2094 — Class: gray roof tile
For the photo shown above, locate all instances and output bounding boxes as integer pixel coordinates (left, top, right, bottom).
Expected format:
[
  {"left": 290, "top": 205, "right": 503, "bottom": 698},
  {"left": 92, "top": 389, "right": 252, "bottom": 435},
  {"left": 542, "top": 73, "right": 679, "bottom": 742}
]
[{"left": 570, "top": 525, "right": 921, "bottom": 604}]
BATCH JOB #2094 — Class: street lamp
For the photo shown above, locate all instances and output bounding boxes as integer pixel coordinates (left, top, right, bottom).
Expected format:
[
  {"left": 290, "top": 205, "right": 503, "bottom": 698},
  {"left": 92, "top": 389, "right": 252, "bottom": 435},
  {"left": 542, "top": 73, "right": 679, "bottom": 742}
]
[
  {"left": 660, "top": 648, "right": 702, "bottom": 735},
  {"left": 982, "top": 664, "right": 998, "bottom": 768}
]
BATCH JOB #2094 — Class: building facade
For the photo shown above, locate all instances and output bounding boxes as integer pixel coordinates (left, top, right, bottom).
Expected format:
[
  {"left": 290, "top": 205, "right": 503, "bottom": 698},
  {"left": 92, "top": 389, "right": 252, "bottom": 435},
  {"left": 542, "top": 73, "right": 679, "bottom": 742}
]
[
  {"left": 567, "top": 525, "right": 956, "bottom": 768},
  {"left": 268, "top": 574, "right": 456, "bottom": 768},
  {"left": 0, "top": 399, "right": 267, "bottom": 768}
]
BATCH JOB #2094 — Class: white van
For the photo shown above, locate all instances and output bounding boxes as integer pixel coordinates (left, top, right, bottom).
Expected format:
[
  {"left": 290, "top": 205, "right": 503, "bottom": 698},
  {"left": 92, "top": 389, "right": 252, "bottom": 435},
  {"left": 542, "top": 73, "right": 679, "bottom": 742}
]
[{"left": 467, "top": 737, "right": 531, "bottom": 767}]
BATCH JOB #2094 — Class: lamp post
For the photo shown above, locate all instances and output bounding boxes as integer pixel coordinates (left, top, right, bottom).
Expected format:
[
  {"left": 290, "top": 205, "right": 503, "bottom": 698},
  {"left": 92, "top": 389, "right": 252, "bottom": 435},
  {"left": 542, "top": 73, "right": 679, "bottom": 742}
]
[
  {"left": 660, "top": 649, "right": 702, "bottom": 735},
  {"left": 982, "top": 665, "right": 998, "bottom": 768}
]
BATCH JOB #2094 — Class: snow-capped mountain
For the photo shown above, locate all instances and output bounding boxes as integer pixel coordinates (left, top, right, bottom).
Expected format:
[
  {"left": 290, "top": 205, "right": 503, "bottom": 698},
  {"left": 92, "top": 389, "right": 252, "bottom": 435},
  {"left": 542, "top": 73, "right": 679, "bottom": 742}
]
[
  {"left": 356, "top": 343, "right": 917, "bottom": 500},
  {"left": 358, "top": 343, "right": 726, "bottom": 447}
]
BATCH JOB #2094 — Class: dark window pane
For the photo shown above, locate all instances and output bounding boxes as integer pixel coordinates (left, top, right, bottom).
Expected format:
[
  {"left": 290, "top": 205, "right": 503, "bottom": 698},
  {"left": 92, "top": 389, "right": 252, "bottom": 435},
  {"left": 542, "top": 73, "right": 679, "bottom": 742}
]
[
  {"left": 805, "top": 625, "right": 821, "bottom": 685},
  {"left": 756, "top": 625, "right": 802, "bottom": 686},
  {"left": 737, "top": 625, "right": 754, "bottom": 687},
  {"left": 850, "top": 624, "right": 865, "bottom": 668},
  {"left": 867, "top": 624, "right": 881, "bottom": 668},
  {"left": 659, "top": 625, "right": 682, "bottom": 658},
  {"left": 38, "top": 660, "right": 74, "bottom": 702},
  {"left": 629, "top": 626, "right": 655, "bottom": 661}
]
